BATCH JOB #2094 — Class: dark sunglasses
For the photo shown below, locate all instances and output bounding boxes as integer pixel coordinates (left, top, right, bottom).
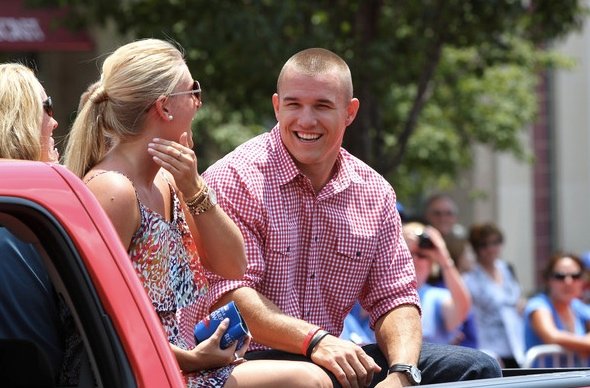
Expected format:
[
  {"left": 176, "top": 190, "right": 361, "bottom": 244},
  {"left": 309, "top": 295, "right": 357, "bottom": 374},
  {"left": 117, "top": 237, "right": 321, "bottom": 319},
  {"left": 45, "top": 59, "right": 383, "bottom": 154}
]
[
  {"left": 551, "top": 271, "right": 583, "bottom": 281},
  {"left": 43, "top": 96, "right": 53, "bottom": 117},
  {"left": 413, "top": 252, "right": 430, "bottom": 260},
  {"left": 478, "top": 238, "right": 502, "bottom": 249},
  {"left": 430, "top": 209, "right": 455, "bottom": 217},
  {"left": 168, "top": 80, "right": 202, "bottom": 101}
]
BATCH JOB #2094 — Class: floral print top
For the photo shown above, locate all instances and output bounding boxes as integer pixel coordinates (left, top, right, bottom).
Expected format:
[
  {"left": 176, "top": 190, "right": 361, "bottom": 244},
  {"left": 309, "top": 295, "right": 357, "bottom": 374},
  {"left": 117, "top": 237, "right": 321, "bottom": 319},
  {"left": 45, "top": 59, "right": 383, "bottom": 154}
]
[{"left": 90, "top": 171, "right": 234, "bottom": 387}]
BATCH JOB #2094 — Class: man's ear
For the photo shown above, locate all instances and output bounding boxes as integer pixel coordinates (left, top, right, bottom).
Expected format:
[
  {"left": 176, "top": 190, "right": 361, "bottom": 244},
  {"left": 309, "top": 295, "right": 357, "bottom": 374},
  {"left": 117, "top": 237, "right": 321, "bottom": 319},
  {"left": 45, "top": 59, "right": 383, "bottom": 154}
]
[
  {"left": 345, "top": 98, "right": 360, "bottom": 126},
  {"left": 272, "top": 93, "right": 280, "bottom": 121}
]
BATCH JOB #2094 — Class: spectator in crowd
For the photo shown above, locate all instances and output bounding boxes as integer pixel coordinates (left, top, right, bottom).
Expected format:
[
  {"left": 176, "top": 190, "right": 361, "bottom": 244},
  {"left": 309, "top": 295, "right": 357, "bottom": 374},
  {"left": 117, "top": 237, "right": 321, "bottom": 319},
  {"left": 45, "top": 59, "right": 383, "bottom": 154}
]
[
  {"left": 464, "top": 222, "right": 526, "bottom": 368},
  {"left": 0, "top": 62, "right": 82, "bottom": 385},
  {"left": 524, "top": 252, "right": 590, "bottom": 366},
  {"left": 423, "top": 193, "right": 478, "bottom": 348},
  {"left": 200, "top": 47, "right": 501, "bottom": 387},
  {"left": 403, "top": 222, "right": 472, "bottom": 345},
  {"left": 64, "top": 38, "right": 330, "bottom": 387},
  {"left": 423, "top": 193, "right": 472, "bottom": 272}
]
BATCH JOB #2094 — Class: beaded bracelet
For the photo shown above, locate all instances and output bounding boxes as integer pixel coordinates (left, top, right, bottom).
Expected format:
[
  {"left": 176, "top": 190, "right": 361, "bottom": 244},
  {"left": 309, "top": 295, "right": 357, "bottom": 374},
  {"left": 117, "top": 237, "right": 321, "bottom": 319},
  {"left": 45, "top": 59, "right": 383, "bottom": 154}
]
[
  {"left": 301, "top": 327, "right": 322, "bottom": 356},
  {"left": 306, "top": 330, "right": 330, "bottom": 358},
  {"left": 185, "top": 183, "right": 206, "bottom": 207}
]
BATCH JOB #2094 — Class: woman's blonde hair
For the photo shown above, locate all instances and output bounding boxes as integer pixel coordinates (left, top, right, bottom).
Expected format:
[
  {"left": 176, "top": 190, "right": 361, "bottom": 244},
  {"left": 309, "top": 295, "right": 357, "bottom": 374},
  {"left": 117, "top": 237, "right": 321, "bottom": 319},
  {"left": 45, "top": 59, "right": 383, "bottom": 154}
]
[
  {"left": 0, "top": 63, "right": 44, "bottom": 161},
  {"left": 64, "top": 38, "right": 186, "bottom": 177}
]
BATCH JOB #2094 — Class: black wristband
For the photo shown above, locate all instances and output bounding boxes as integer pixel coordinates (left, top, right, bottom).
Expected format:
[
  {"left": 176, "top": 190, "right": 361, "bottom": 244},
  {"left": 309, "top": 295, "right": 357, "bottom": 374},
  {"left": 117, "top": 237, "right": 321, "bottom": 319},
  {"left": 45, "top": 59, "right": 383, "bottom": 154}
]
[{"left": 306, "top": 330, "right": 330, "bottom": 358}]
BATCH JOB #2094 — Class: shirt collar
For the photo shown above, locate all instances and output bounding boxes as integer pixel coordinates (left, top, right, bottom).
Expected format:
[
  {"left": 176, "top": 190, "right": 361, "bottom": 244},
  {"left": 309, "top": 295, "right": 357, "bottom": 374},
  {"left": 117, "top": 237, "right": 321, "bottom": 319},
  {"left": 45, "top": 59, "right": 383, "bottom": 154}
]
[{"left": 269, "top": 124, "right": 365, "bottom": 193}]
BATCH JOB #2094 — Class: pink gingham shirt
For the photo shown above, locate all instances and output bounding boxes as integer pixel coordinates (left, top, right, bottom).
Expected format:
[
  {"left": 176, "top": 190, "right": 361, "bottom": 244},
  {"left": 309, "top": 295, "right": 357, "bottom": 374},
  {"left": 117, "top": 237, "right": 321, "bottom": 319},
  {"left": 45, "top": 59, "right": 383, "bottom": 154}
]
[{"left": 200, "top": 125, "right": 419, "bottom": 350}]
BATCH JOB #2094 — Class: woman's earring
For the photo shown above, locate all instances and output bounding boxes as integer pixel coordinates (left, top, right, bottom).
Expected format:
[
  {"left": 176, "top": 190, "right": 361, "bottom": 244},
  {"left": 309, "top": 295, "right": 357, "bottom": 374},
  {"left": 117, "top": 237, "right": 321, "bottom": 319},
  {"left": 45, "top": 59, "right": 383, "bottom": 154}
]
[{"left": 168, "top": 114, "right": 174, "bottom": 121}]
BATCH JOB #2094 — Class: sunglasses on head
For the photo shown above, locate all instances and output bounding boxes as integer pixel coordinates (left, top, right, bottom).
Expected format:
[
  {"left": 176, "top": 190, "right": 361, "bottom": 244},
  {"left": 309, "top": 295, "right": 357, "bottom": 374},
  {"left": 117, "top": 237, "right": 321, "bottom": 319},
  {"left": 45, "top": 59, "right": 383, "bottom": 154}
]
[
  {"left": 43, "top": 96, "right": 53, "bottom": 117},
  {"left": 550, "top": 271, "right": 583, "bottom": 281},
  {"left": 168, "top": 80, "right": 202, "bottom": 101}
]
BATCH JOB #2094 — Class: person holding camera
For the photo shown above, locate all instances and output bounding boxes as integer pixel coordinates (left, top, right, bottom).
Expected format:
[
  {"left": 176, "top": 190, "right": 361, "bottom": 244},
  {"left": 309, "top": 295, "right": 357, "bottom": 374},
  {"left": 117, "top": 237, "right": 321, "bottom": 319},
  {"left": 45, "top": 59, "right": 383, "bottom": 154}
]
[{"left": 402, "top": 222, "right": 472, "bottom": 345}]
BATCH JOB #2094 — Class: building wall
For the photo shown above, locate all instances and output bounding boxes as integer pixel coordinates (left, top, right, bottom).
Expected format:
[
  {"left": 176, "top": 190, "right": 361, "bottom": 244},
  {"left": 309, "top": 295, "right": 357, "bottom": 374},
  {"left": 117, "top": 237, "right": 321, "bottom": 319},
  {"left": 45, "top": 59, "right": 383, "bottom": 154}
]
[
  {"left": 553, "top": 16, "right": 590, "bottom": 258},
  {"left": 468, "top": 137, "right": 535, "bottom": 296},
  {"left": 468, "top": 8, "right": 590, "bottom": 296}
]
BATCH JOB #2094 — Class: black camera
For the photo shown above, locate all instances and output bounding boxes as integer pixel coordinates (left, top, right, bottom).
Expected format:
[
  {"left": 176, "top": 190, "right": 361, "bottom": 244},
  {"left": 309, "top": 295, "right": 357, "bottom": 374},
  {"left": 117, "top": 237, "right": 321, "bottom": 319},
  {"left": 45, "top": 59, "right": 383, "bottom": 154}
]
[{"left": 417, "top": 231, "right": 434, "bottom": 249}]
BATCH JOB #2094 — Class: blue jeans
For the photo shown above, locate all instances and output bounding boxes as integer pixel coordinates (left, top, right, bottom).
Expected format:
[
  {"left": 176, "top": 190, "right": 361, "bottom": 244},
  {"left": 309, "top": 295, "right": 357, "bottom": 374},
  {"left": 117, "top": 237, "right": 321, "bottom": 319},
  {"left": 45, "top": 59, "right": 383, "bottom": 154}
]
[
  {"left": 366, "top": 342, "right": 501, "bottom": 385},
  {"left": 246, "top": 342, "right": 502, "bottom": 387}
]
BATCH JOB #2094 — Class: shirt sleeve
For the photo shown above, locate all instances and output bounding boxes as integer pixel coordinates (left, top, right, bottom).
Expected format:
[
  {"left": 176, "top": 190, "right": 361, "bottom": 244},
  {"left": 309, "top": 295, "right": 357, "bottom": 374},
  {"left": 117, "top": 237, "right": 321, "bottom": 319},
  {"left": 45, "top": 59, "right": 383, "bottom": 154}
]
[
  {"left": 361, "top": 189, "right": 421, "bottom": 328},
  {"left": 524, "top": 294, "right": 550, "bottom": 321}
]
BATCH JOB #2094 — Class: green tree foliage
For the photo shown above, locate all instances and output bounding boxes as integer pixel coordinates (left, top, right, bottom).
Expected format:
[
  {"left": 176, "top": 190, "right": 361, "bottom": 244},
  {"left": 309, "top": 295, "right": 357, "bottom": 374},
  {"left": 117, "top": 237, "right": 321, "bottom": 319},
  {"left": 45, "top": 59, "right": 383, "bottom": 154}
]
[{"left": 32, "top": 0, "right": 587, "bottom": 199}]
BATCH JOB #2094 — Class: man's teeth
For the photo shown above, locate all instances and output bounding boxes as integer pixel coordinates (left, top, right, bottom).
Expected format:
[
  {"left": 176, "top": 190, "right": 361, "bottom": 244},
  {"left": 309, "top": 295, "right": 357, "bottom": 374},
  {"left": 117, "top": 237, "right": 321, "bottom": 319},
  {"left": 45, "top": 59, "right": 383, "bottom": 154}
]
[{"left": 297, "top": 132, "right": 321, "bottom": 141}]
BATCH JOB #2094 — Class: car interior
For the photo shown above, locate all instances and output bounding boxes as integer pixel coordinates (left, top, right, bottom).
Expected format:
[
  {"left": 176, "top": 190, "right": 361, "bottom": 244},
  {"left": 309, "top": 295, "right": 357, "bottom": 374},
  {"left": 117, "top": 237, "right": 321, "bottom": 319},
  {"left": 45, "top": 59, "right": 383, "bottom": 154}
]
[{"left": 0, "top": 196, "right": 136, "bottom": 388}]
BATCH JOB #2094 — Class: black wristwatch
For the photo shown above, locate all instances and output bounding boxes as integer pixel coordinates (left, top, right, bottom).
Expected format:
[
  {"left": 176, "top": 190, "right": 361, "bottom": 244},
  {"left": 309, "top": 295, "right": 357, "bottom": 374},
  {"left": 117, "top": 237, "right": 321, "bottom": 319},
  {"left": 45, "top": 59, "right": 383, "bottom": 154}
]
[{"left": 387, "top": 364, "right": 422, "bottom": 385}]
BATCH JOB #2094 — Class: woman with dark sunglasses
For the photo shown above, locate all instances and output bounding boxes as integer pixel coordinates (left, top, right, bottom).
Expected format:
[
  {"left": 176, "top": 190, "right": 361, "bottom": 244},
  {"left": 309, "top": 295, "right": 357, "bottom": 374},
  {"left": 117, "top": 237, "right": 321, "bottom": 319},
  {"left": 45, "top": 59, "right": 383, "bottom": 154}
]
[
  {"left": 0, "top": 63, "right": 59, "bottom": 162},
  {"left": 523, "top": 252, "right": 590, "bottom": 366},
  {"left": 0, "top": 63, "right": 84, "bottom": 385}
]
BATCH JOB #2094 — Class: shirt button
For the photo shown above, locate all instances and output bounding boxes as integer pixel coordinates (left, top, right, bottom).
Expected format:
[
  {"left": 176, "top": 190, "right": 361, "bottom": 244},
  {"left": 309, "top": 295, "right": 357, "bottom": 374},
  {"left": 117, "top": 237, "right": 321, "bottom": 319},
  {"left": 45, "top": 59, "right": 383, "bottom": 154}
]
[{"left": 310, "top": 273, "right": 315, "bottom": 279}]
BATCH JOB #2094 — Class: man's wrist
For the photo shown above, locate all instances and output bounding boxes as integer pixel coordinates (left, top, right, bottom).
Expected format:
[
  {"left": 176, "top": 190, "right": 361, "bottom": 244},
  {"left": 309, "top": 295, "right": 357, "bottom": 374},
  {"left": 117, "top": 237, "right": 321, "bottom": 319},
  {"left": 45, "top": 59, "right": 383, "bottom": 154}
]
[
  {"left": 387, "top": 364, "right": 422, "bottom": 385},
  {"left": 305, "top": 329, "right": 330, "bottom": 358},
  {"left": 301, "top": 326, "right": 322, "bottom": 356},
  {"left": 386, "top": 370, "right": 412, "bottom": 387}
]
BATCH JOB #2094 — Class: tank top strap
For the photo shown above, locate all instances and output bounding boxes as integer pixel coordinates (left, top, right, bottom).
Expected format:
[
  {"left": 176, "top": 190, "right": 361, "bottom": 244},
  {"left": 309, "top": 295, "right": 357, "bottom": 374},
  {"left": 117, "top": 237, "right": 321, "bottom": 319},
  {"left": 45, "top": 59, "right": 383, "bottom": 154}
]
[
  {"left": 84, "top": 170, "right": 139, "bottom": 197},
  {"left": 83, "top": 170, "right": 144, "bottom": 226}
]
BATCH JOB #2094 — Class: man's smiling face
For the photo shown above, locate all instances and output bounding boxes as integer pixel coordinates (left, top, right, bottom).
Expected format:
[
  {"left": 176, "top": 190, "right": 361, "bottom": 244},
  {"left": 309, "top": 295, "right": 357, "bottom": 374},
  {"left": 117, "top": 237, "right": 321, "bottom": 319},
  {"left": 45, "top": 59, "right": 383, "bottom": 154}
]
[{"left": 273, "top": 69, "right": 358, "bottom": 186}]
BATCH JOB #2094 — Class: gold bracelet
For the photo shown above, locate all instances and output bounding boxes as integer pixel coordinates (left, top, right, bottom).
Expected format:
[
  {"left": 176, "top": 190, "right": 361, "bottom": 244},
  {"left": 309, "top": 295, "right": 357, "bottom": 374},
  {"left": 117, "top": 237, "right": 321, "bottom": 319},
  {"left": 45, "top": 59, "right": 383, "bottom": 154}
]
[
  {"left": 185, "top": 180, "right": 206, "bottom": 206},
  {"left": 187, "top": 185, "right": 217, "bottom": 215}
]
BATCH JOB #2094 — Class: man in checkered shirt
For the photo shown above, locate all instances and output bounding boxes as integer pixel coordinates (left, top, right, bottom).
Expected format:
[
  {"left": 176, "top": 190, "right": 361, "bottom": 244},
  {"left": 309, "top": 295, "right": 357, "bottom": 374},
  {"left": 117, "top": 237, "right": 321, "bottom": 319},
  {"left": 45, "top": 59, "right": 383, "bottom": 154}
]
[{"left": 199, "top": 48, "right": 501, "bottom": 387}]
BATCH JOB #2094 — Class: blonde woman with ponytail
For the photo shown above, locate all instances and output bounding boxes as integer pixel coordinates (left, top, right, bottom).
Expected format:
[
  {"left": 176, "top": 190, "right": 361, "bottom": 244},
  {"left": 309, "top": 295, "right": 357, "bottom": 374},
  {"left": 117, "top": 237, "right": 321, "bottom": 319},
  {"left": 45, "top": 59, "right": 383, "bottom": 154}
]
[{"left": 64, "top": 39, "right": 330, "bottom": 388}]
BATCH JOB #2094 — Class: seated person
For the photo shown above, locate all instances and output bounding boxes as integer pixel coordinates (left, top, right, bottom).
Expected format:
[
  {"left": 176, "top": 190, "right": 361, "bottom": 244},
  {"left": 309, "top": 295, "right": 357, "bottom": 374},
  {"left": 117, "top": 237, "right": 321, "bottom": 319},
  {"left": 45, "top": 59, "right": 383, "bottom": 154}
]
[
  {"left": 524, "top": 252, "right": 590, "bottom": 367},
  {"left": 403, "top": 222, "right": 472, "bottom": 344},
  {"left": 199, "top": 47, "right": 501, "bottom": 387}
]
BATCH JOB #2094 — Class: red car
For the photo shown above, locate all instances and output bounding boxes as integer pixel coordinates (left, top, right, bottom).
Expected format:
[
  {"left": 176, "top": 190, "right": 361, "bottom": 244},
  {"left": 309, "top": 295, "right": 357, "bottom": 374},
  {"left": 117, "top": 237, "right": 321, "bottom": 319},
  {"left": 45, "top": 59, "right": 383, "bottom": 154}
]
[
  {"left": 0, "top": 160, "right": 183, "bottom": 387},
  {"left": 2, "top": 160, "right": 590, "bottom": 388}
]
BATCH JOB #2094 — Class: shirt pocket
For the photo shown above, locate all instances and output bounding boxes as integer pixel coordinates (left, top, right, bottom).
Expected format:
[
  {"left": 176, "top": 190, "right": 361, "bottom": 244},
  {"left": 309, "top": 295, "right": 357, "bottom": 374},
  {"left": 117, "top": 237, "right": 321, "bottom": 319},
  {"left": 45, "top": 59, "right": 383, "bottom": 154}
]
[
  {"left": 321, "top": 235, "right": 376, "bottom": 302},
  {"left": 263, "top": 225, "right": 299, "bottom": 283}
]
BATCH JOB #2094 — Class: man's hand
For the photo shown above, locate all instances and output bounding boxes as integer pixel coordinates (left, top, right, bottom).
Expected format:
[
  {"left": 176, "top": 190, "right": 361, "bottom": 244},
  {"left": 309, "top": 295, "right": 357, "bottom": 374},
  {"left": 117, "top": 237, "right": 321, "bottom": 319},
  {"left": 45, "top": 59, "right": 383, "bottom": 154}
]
[{"left": 310, "top": 334, "right": 381, "bottom": 388}]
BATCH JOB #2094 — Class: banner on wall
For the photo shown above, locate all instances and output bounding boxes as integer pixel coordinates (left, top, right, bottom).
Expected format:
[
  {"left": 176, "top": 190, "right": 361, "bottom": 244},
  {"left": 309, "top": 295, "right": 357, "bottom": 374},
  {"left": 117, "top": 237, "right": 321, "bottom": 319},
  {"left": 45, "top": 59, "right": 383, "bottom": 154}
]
[{"left": 0, "top": 0, "right": 93, "bottom": 52}]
